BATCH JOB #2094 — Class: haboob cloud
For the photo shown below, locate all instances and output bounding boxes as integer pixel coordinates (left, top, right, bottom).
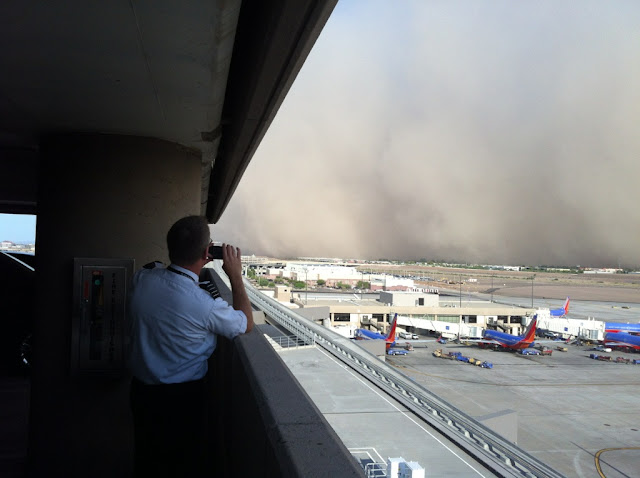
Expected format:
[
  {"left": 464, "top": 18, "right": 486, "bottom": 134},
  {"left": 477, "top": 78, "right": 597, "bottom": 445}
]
[{"left": 216, "top": 1, "right": 640, "bottom": 268}]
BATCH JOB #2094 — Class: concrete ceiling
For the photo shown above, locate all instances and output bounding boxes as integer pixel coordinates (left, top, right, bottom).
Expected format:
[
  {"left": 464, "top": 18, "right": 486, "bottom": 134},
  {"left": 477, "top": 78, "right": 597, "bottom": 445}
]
[{"left": 0, "top": 0, "right": 337, "bottom": 222}]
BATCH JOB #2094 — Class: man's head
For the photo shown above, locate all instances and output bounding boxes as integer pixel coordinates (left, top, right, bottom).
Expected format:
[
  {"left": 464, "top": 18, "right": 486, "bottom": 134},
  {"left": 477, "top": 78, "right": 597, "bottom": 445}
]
[{"left": 166, "top": 216, "right": 211, "bottom": 266}]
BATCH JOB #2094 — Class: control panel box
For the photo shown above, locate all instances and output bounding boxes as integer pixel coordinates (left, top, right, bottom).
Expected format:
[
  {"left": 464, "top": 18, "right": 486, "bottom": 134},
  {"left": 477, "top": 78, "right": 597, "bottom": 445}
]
[{"left": 71, "top": 258, "right": 134, "bottom": 376}]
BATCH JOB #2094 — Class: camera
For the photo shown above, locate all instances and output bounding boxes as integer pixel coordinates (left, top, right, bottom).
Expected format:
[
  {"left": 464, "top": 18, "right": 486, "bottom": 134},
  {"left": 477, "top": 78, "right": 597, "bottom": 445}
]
[{"left": 208, "top": 244, "right": 223, "bottom": 259}]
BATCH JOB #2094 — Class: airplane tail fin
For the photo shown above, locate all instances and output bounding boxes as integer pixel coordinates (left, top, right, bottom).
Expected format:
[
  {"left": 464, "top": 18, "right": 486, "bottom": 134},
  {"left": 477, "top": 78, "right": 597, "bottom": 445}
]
[
  {"left": 522, "top": 315, "right": 538, "bottom": 344},
  {"left": 563, "top": 297, "right": 570, "bottom": 315},
  {"left": 386, "top": 314, "right": 398, "bottom": 343}
]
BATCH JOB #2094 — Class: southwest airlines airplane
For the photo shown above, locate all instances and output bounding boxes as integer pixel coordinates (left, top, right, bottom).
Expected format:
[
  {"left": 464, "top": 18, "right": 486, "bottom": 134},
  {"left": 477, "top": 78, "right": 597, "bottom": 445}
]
[
  {"left": 605, "top": 322, "right": 640, "bottom": 333},
  {"left": 475, "top": 315, "right": 538, "bottom": 350},
  {"left": 604, "top": 332, "right": 640, "bottom": 351},
  {"left": 354, "top": 313, "right": 398, "bottom": 350},
  {"left": 550, "top": 297, "right": 570, "bottom": 317}
]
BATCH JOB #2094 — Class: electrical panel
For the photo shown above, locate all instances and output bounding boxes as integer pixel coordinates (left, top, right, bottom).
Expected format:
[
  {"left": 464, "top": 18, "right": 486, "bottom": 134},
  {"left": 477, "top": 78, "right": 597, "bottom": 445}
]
[{"left": 71, "top": 258, "right": 134, "bottom": 376}]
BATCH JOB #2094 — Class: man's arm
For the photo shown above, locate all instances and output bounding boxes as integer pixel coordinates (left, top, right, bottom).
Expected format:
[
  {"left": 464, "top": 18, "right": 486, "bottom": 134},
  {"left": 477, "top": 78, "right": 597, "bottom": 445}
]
[{"left": 222, "top": 244, "right": 254, "bottom": 333}]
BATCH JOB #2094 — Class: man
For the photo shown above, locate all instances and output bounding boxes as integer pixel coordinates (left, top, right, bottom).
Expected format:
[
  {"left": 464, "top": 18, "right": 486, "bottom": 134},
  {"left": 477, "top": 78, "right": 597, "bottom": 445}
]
[{"left": 128, "top": 215, "right": 253, "bottom": 477}]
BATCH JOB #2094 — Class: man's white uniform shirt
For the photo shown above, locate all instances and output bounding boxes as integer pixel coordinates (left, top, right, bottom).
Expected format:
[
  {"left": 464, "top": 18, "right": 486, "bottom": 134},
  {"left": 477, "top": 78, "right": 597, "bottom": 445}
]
[{"left": 128, "top": 264, "right": 247, "bottom": 384}]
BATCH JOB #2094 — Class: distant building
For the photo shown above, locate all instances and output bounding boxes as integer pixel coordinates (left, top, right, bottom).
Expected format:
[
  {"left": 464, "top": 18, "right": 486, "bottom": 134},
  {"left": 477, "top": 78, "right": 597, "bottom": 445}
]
[
  {"left": 267, "top": 263, "right": 363, "bottom": 287},
  {"left": 370, "top": 276, "right": 414, "bottom": 291},
  {"left": 0, "top": 241, "right": 34, "bottom": 253},
  {"left": 583, "top": 268, "right": 622, "bottom": 274},
  {"left": 273, "top": 284, "right": 292, "bottom": 302},
  {"left": 379, "top": 291, "right": 438, "bottom": 307}
]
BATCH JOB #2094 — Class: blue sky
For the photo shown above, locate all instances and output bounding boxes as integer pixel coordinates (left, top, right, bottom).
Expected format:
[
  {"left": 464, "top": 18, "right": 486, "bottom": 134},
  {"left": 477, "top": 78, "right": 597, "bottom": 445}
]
[{"left": 0, "top": 214, "right": 36, "bottom": 243}]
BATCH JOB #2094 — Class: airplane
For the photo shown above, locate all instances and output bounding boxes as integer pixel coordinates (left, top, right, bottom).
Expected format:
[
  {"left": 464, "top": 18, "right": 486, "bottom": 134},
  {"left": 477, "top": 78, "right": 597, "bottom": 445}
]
[
  {"left": 605, "top": 322, "right": 640, "bottom": 334},
  {"left": 604, "top": 331, "right": 640, "bottom": 351},
  {"left": 473, "top": 315, "right": 538, "bottom": 350},
  {"left": 354, "top": 313, "right": 398, "bottom": 350},
  {"left": 550, "top": 297, "right": 570, "bottom": 317}
]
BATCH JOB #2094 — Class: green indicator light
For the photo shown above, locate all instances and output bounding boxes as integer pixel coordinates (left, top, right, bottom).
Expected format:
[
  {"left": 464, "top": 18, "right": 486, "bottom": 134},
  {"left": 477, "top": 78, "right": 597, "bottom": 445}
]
[{"left": 94, "top": 280, "right": 101, "bottom": 285}]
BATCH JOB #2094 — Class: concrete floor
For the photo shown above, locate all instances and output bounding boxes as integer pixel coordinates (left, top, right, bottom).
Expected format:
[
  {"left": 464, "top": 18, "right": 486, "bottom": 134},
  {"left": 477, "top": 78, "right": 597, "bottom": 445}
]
[{"left": 278, "top": 346, "right": 499, "bottom": 477}]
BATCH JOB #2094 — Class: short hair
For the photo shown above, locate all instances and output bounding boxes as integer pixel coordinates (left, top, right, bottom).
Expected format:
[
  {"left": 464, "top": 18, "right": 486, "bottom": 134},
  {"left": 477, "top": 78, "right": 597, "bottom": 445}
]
[{"left": 166, "top": 216, "right": 210, "bottom": 265}]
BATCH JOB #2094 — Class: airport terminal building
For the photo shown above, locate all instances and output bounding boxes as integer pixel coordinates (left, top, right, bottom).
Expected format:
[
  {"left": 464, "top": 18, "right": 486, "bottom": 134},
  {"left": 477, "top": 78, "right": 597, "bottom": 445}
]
[{"left": 270, "top": 286, "right": 535, "bottom": 339}]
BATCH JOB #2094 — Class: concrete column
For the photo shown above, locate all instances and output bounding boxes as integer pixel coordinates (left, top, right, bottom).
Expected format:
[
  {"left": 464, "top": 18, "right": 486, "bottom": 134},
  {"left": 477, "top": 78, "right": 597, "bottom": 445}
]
[{"left": 29, "top": 134, "right": 202, "bottom": 477}]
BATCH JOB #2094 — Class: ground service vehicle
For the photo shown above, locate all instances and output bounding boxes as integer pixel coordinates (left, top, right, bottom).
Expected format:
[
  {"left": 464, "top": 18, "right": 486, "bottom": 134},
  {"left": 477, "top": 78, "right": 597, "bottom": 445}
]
[{"left": 535, "top": 345, "right": 553, "bottom": 356}]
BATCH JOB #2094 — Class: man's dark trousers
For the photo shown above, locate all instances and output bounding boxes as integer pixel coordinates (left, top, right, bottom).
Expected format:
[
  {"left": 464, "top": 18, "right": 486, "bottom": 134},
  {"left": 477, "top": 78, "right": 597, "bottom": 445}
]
[{"left": 130, "top": 377, "right": 207, "bottom": 477}]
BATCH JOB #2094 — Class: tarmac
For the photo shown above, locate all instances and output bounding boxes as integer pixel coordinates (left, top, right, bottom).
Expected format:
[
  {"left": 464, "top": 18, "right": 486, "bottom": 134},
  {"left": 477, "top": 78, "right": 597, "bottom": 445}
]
[
  {"left": 276, "top": 296, "right": 640, "bottom": 478},
  {"left": 391, "top": 340, "right": 640, "bottom": 478}
]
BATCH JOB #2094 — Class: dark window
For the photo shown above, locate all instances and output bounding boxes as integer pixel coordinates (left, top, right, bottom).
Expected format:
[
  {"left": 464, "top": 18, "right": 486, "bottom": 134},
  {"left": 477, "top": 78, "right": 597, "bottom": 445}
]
[
  {"left": 418, "top": 298, "right": 424, "bottom": 306},
  {"left": 334, "top": 313, "right": 351, "bottom": 322}
]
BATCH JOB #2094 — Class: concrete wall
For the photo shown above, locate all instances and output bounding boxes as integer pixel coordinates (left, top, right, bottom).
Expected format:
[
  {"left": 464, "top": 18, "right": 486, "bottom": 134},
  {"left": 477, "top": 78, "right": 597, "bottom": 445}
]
[
  {"left": 0, "top": 150, "right": 38, "bottom": 214},
  {"left": 29, "top": 134, "right": 202, "bottom": 476},
  {"left": 379, "top": 292, "right": 439, "bottom": 307},
  {"left": 212, "top": 327, "right": 364, "bottom": 477},
  {"left": 202, "top": 269, "right": 364, "bottom": 477}
]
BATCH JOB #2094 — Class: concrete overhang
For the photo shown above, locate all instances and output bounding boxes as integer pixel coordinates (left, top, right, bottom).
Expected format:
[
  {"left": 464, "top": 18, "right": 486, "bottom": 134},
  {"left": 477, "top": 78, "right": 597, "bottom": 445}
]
[{"left": 0, "top": 0, "right": 337, "bottom": 221}]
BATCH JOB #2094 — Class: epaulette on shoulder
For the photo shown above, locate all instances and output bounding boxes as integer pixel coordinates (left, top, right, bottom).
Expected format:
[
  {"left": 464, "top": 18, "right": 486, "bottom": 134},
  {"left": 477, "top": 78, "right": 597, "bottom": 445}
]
[
  {"left": 199, "top": 280, "right": 221, "bottom": 300},
  {"left": 142, "top": 261, "right": 165, "bottom": 270}
]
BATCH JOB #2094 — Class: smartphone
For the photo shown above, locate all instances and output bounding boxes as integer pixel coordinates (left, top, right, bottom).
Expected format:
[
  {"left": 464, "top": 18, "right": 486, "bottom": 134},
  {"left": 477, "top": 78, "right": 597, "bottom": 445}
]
[{"left": 208, "top": 244, "right": 223, "bottom": 259}]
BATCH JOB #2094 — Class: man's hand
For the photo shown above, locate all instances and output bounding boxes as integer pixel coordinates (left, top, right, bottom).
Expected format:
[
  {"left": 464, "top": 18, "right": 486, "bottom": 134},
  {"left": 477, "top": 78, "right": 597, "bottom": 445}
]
[
  {"left": 221, "top": 244, "right": 243, "bottom": 281},
  {"left": 221, "top": 244, "right": 254, "bottom": 332}
]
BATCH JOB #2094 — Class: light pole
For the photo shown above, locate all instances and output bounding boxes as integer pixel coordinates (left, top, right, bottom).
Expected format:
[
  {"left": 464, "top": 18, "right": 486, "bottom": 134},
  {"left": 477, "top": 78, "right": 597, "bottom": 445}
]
[
  {"left": 304, "top": 267, "right": 308, "bottom": 305},
  {"left": 531, "top": 274, "right": 535, "bottom": 308},
  {"left": 490, "top": 275, "right": 494, "bottom": 303},
  {"left": 459, "top": 274, "right": 462, "bottom": 308}
]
